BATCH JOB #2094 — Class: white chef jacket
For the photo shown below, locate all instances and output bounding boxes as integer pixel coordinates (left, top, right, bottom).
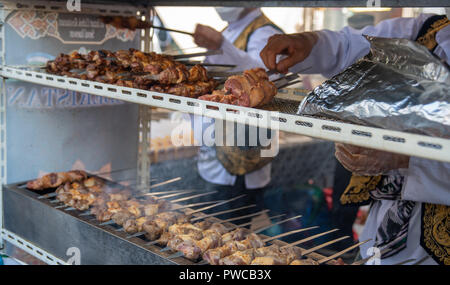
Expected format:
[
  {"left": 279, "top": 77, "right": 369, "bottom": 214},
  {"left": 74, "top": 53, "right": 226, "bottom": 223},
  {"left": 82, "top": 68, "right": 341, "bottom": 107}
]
[
  {"left": 192, "top": 9, "right": 282, "bottom": 189},
  {"left": 290, "top": 14, "right": 450, "bottom": 264}
]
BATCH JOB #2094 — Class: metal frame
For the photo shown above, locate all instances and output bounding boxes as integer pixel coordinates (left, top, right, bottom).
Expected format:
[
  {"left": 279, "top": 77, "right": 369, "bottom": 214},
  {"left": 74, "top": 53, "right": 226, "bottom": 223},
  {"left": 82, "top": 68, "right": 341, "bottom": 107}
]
[
  {"left": 0, "top": 0, "right": 449, "bottom": 265},
  {"left": 4, "top": 0, "right": 447, "bottom": 8},
  {"left": 0, "top": 0, "right": 147, "bottom": 16},
  {"left": 1, "top": 229, "right": 68, "bottom": 265},
  {"left": 146, "top": 1, "right": 450, "bottom": 7},
  {"left": 0, "top": 6, "right": 6, "bottom": 252},
  {"left": 1, "top": 66, "right": 449, "bottom": 163},
  {"left": 136, "top": 8, "right": 153, "bottom": 192}
]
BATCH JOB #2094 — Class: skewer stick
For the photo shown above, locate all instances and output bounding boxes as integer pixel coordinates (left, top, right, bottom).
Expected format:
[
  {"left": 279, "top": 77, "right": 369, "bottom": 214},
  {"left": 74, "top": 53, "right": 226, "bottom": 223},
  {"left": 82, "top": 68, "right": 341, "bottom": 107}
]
[
  {"left": 281, "top": 228, "right": 339, "bottom": 249},
  {"left": 171, "top": 200, "right": 224, "bottom": 210},
  {"left": 300, "top": 236, "right": 350, "bottom": 256},
  {"left": 186, "top": 194, "right": 246, "bottom": 214},
  {"left": 262, "top": 226, "right": 319, "bottom": 243},
  {"left": 169, "top": 191, "right": 218, "bottom": 203},
  {"left": 228, "top": 214, "right": 286, "bottom": 230},
  {"left": 153, "top": 190, "right": 197, "bottom": 200},
  {"left": 148, "top": 177, "right": 181, "bottom": 189},
  {"left": 254, "top": 214, "right": 302, "bottom": 234},
  {"left": 141, "top": 189, "right": 192, "bottom": 196},
  {"left": 220, "top": 209, "right": 269, "bottom": 223},
  {"left": 190, "top": 204, "right": 257, "bottom": 222},
  {"left": 317, "top": 239, "right": 371, "bottom": 264}
]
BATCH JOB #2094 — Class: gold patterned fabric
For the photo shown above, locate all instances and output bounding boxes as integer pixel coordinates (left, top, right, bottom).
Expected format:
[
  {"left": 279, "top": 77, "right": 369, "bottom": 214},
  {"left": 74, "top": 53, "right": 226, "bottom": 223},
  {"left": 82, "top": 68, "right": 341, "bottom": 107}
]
[
  {"left": 216, "top": 146, "right": 273, "bottom": 176},
  {"left": 421, "top": 203, "right": 450, "bottom": 265},
  {"left": 340, "top": 175, "right": 381, "bottom": 205},
  {"left": 233, "top": 14, "right": 281, "bottom": 51},
  {"left": 416, "top": 15, "right": 450, "bottom": 52}
]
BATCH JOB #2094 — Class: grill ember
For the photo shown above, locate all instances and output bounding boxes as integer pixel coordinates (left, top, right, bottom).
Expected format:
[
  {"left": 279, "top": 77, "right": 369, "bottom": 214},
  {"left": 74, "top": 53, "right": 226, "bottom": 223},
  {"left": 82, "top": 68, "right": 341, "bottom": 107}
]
[
  {"left": 27, "top": 172, "right": 344, "bottom": 265},
  {"left": 46, "top": 49, "right": 217, "bottom": 98}
]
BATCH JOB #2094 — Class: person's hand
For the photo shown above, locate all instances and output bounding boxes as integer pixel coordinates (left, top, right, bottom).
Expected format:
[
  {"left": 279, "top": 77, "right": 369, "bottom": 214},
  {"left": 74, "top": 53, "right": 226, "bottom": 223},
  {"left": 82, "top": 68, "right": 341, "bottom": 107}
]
[
  {"left": 335, "top": 143, "right": 410, "bottom": 176},
  {"left": 193, "top": 24, "right": 223, "bottom": 50},
  {"left": 260, "top": 32, "right": 318, "bottom": 74}
]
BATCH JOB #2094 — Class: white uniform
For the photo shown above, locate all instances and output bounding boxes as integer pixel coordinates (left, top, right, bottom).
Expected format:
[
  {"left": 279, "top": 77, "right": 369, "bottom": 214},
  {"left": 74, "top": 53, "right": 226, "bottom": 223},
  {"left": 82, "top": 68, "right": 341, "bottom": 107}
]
[
  {"left": 193, "top": 9, "right": 282, "bottom": 189},
  {"left": 290, "top": 14, "right": 450, "bottom": 264}
]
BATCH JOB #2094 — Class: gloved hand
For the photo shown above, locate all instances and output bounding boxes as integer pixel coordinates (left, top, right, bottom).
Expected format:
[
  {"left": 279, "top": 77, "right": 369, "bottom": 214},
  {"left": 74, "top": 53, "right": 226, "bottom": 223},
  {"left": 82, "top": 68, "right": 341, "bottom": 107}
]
[
  {"left": 193, "top": 24, "right": 223, "bottom": 50},
  {"left": 335, "top": 143, "right": 410, "bottom": 176},
  {"left": 259, "top": 32, "right": 318, "bottom": 74}
]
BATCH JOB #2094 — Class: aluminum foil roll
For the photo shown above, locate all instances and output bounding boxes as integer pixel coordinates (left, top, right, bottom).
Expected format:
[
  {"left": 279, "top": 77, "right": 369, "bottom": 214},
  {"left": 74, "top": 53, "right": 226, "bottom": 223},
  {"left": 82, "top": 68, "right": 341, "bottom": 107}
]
[{"left": 298, "top": 36, "right": 450, "bottom": 138}]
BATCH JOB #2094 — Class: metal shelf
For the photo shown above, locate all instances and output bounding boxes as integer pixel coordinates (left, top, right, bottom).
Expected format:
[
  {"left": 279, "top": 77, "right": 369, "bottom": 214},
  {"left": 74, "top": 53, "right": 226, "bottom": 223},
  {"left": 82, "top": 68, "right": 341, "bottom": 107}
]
[
  {"left": 143, "top": 0, "right": 450, "bottom": 7},
  {"left": 4, "top": 0, "right": 446, "bottom": 8},
  {"left": 2, "top": 65, "right": 449, "bottom": 163},
  {"left": 1, "top": 229, "right": 68, "bottom": 265}
]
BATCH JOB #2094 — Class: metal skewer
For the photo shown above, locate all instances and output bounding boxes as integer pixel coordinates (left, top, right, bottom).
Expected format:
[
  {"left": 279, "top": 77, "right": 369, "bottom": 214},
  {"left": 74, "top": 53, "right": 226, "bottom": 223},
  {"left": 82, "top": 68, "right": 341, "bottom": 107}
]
[
  {"left": 317, "top": 239, "right": 371, "bottom": 264},
  {"left": 180, "top": 62, "right": 236, "bottom": 68},
  {"left": 172, "top": 50, "right": 223, "bottom": 59},
  {"left": 150, "top": 25, "right": 193, "bottom": 36},
  {"left": 276, "top": 79, "right": 303, "bottom": 89}
]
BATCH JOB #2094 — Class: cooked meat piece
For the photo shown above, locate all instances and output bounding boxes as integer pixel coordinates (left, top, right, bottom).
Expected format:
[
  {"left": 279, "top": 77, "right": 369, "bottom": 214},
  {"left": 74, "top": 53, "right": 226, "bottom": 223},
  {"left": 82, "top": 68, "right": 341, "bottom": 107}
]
[{"left": 27, "top": 170, "right": 87, "bottom": 190}]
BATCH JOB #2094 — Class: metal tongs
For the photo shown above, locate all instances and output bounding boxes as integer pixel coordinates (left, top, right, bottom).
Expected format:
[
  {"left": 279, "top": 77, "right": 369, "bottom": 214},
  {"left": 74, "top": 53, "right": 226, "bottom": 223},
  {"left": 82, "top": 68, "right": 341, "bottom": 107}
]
[{"left": 269, "top": 66, "right": 312, "bottom": 89}]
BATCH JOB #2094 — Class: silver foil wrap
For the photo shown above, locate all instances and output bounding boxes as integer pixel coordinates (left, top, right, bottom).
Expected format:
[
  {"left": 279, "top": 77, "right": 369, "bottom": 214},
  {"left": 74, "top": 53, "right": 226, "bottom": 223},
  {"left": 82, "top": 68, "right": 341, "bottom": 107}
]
[{"left": 298, "top": 36, "right": 450, "bottom": 138}]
